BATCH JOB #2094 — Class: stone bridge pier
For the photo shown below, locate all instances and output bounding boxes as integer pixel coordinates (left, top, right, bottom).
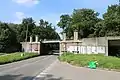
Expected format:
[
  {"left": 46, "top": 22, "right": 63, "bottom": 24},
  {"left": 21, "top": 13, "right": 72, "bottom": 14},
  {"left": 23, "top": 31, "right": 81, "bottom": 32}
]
[{"left": 21, "top": 35, "right": 40, "bottom": 54}]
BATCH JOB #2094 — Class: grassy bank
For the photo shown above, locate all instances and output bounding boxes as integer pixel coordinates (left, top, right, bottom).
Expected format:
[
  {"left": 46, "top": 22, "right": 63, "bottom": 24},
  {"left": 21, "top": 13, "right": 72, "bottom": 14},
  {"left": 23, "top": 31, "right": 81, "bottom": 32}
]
[
  {"left": 0, "top": 52, "right": 39, "bottom": 65},
  {"left": 58, "top": 52, "right": 120, "bottom": 71}
]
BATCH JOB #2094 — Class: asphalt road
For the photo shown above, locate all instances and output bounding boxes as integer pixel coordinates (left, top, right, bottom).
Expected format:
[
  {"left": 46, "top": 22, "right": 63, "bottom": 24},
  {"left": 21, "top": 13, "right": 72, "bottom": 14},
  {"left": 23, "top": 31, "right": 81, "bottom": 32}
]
[
  {"left": 33, "top": 59, "right": 120, "bottom": 80},
  {"left": 0, "top": 55, "right": 57, "bottom": 80}
]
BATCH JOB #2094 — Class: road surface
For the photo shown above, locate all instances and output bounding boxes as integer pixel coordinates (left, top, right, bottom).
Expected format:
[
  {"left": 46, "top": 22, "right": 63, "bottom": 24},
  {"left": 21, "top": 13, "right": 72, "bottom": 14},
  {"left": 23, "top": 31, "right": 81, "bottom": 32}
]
[
  {"left": 34, "top": 60, "right": 120, "bottom": 80},
  {"left": 1, "top": 54, "right": 120, "bottom": 80},
  {"left": 0, "top": 55, "right": 57, "bottom": 80}
]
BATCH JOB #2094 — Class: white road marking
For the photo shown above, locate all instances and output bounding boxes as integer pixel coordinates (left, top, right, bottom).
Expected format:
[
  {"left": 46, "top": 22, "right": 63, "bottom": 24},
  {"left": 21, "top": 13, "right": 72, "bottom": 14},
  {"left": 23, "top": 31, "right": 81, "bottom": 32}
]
[
  {"left": 0, "top": 55, "right": 53, "bottom": 75},
  {"left": 33, "top": 59, "right": 58, "bottom": 80}
]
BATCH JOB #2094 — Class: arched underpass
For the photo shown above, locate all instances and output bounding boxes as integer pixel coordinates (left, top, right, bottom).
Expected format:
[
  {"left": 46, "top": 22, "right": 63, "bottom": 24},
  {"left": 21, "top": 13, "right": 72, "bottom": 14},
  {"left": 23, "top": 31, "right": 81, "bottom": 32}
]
[{"left": 40, "top": 42, "right": 60, "bottom": 55}]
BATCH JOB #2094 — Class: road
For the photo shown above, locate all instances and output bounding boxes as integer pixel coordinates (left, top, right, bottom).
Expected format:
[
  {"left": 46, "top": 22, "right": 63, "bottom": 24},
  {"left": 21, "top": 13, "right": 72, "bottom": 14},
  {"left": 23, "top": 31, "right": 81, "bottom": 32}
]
[
  {"left": 1, "top": 54, "right": 120, "bottom": 80},
  {"left": 33, "top": 59, "right": 120, "bottom": 80},
  {"left": 0, "top": 55, "right": 57, "bottom": 80}
]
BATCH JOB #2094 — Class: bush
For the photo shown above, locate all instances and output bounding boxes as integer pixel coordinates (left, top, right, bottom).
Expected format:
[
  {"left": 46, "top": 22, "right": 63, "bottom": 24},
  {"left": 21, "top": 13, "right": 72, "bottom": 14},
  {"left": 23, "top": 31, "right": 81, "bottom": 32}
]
[
  {"left": 58, "top": 52, "right": 120, "bottom": 70},
  {"left": 0, "top": 52, "right": 39, "bottom": 65}
]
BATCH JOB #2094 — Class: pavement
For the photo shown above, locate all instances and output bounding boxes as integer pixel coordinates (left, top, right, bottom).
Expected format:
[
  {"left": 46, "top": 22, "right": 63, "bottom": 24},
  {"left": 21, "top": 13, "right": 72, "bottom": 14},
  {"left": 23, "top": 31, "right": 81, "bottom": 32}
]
[
  {"left": 0, "top": 54, "right": 120, "bottom": 80},
  {"left": 33, "top": 59, "right": 120, "bottom": 80},
  {"left": 0, "top": 55, "right": 57, "bottom": 80}
]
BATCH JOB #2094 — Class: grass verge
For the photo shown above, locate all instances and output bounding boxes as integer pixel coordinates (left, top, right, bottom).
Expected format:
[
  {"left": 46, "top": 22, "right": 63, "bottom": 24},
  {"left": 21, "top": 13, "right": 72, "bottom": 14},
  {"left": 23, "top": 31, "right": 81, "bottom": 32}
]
[
  {"left": 58, "top": 52, "right": 120, "bottom": 71},
  {"left": 0, "top": 52, "right": 39, "bottom": 65}
]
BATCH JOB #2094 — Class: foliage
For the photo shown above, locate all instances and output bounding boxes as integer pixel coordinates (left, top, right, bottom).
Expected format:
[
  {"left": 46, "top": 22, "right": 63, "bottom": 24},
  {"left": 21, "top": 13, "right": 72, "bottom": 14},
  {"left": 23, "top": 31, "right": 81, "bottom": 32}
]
[
  {"left": 57, "top": 4, "right": 120, "bottom": 38},
  {"left": 93, "top": 4, "right": 120, "bottom": 37},
  {"left": 72, "top": 9, "right": 101, "bottom": 38},
  {"left": 57, "top": 9, "right": 101, "bottom": 38},
  {"left": 94, "top": 21, "right": 106, "bottom": 37},
  {"left": 33, "top": 19, "right": 60, "bottom": 40},
  {"left": 57, "top": 14, "right": 72, "bottom": 31},
  {"left": 103, "top": 4, "right": 120, "bottom": 36},
  {"left": 0, "top": 18, "right": 60, "bottom": 53},
  {"left": 0, "top": 52, "right": 39, "bottom": 65},
  {"left": 57, "top": 14, "right": 73, "bottom": 39},
  {"left": 0, "top": 23, "right": 19, "bottom": 53},
  {"left": 17, "top": 17, "right": 36, "bottom": 42},
  {"left": 59, "top": 52, "right": 120, "bottom": 70}
]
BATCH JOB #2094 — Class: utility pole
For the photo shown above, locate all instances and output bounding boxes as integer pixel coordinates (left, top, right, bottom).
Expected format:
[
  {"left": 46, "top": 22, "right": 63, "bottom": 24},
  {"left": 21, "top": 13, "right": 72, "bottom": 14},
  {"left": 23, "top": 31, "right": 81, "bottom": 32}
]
[
  {"left": 25, "top": 24, "right": 29, "bottom": 52},
  {"left": 25, "top": 24, "right": 28, "bottom": 42}
]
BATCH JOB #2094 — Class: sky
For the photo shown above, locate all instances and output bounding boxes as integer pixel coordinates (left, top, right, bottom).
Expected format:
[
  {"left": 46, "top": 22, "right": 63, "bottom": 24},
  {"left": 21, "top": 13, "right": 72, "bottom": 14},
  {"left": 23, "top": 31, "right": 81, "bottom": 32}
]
[{"left": 0, "top": 0, "right": 119, "bottom": 36}]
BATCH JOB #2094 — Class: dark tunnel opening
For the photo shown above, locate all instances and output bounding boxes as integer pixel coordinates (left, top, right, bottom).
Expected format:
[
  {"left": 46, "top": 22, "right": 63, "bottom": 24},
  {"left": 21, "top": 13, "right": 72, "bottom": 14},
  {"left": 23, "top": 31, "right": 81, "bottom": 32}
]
[
  {"left": 108, "top": 40, "right": 120, "bottom": 57},
  {"left": 40, "top": 42, "right": 60, "bottom": 56}
]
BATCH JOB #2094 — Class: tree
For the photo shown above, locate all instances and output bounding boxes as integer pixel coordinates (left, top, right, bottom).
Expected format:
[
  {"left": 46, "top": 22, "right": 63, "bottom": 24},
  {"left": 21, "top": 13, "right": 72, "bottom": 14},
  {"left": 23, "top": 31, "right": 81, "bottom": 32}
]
[
  {"left": 33, "top": 19, "right": 60, "bottom": 41},
  {"left": 57, "top": 9, "right": 101, "bottom": 38},
  {"left": 45, "top": 23, "right": 60, "bottom": 40},
  {"left": 71, "top": 9, "right": 101, "bottom": 38},
  {"left": 0, "top": 18, "right": 60, "bottom": 53},
  {"left": 103, "top": 4, "right": 120, "bottom": 36},
  {"left": 39, "top": 19, "right": 45, "bottom": 27},
  {"left": 57, "top": 14, "right": 72, "bottom": 32},
  {"left": 0, "top": 22, "right": 18, "bottom": 52},
  {"left": 17, "top": 17, "right": 36, "bottom": 42},
  {"left": 94, "top": 21, "right": 106, "bottom": 37}
]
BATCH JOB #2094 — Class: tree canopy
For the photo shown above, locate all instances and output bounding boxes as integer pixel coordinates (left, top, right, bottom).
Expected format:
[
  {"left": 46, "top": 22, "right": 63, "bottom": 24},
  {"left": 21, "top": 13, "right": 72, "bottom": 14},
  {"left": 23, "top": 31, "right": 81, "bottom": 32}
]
[
  {"left": 0, "top": 18, "right": 60, "bottom": 53},
  {"left": 57, "top": 4, "right": 120, "bottom": 39},
  {"left": 0, "top": 22, "right": 18, "bottom": 52}
]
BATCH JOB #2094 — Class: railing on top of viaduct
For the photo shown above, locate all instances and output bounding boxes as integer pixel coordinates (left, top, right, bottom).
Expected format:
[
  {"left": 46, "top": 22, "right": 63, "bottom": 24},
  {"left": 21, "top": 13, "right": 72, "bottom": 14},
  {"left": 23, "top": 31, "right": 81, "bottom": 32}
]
[
  {"left": 41, "top": 39, "right": 61, "bottom": 43},
  {"left": 42, "top": 40, "right": 61, "bottom": 43}
]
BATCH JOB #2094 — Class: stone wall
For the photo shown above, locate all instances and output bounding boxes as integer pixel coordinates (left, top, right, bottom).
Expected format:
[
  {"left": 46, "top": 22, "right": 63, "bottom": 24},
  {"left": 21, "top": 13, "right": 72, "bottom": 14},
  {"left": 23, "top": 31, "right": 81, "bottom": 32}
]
[
  {"left": 60, "top": 41, "right": 106, "bottom": 55},
  {"left": 60, "top": 35, "right": 120, "bottom": 56},
  {"left": 81, "top": 37, "right": 107, "bottom": 46},
  {"left": 21, "top": 42, "right": 40, "bottom": 54},
  {"left": 60, "top": 32, "right": 107, "bottom": 55}
]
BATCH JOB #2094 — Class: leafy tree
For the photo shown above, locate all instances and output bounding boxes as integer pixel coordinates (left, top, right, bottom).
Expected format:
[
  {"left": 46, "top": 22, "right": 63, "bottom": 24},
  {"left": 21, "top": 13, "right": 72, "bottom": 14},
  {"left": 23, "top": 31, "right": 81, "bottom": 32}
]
[
  {"left": 39, "top": 19, "right": 45, "bottom": 27},
  {"left": 57, "top": 9, "right": 101, "bottom": 38},
  {"left": 103, "top": 4, "right": 120, "bottom": 36},
  {"left": 71, "top": 9, "right": 101, "bottom": 38},
  {"left": 7, "top": 23, "right": 21, "bottom": 42},
  {"left": 94, "top": 21, "right": 106, "bottom": 37},
  {"left": 57, "top": 14, "right": 72, "bottom": 32},
  {"left": 0, "top": 17, "right": 60, "bottom": 53},
  {"left": 45, "top": 24, "right": 60, "bottom": 40},
  {"left": 0, "top": 22, "right": 18, "bottom": 52},
  {"left": 17, "top": 17, "right": 36, "bottom": 42},
  {"left": 33, "top": 19, "right": 60, "bottom": 41}
]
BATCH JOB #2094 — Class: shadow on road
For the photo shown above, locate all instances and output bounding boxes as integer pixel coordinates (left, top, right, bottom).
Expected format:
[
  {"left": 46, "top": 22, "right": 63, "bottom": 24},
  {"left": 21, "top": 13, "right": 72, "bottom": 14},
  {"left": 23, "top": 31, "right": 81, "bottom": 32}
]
[
  {"left": 0, "top": 74, "right": 22, "bottom": 80},
  {"left": 0, "top": 74, "right": 71, "bottom": 80},
  {"left": 33, "top": 74, "right": 63, "bottom": 80}
]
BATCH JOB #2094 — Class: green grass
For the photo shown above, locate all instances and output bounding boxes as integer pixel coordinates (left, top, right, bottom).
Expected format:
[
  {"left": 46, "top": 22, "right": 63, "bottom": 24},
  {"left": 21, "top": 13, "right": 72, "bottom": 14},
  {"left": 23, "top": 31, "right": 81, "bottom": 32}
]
[
  {"left": 58, "top": 52, "right": 120, "bottom": 70},
  {"left": 0, "top": 52, "right": 39, "bottom": 65}
]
